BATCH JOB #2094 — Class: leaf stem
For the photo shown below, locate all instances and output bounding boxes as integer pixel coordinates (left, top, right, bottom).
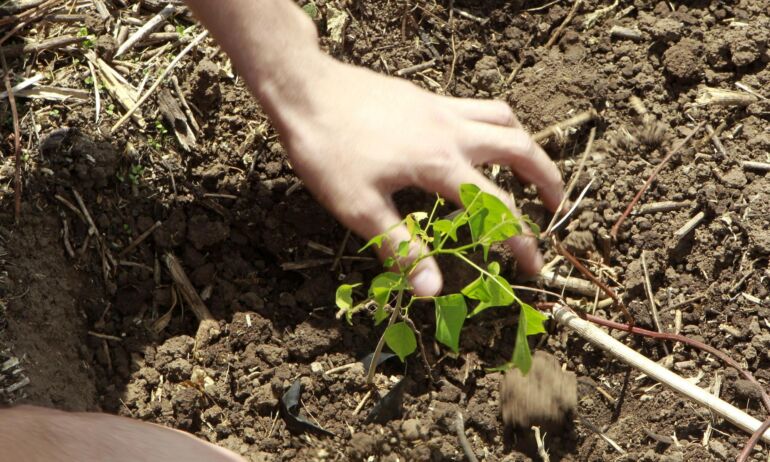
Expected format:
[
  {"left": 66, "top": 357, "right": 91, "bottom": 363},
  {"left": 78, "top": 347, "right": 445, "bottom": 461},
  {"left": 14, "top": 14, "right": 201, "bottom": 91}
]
[{"left": 366, "top": 288, "right": 405, "bottom": 384}]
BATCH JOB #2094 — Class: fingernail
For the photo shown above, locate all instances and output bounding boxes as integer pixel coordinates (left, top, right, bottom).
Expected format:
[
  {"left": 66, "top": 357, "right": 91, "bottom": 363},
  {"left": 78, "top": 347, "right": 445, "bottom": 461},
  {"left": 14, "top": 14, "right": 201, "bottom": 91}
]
[{"left": 410, "top": 265, "right": 442, "bottom": 297}]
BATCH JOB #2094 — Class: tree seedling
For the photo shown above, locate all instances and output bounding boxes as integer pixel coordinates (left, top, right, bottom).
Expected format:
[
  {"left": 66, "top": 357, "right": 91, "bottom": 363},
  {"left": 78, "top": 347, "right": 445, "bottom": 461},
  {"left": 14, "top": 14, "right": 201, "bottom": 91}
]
[{"left": 336, "top": 183, "right": 548, "bottom": 383}]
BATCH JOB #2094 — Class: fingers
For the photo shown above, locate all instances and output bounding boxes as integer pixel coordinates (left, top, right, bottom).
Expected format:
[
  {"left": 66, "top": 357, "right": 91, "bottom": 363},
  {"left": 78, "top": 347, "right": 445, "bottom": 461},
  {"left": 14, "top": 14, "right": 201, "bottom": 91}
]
[
  {"left": 345, "top": 194, "right": 443, "bottom": 297},
  {"left": 458, "top": 122, "right": 564, "bottom": 212},
  {"left": 424, "top": 164, "right": 544, "bottom": 275},
  {"left": 443, "top": 97, "right": 522, "bottom": 128}
]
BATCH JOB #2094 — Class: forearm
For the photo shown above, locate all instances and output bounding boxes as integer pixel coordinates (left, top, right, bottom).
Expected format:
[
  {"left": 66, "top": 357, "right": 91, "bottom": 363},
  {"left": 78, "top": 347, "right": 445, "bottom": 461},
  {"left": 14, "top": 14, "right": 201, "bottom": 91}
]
[{"left": 184, "top": 0, "right": 328, "bottom": 126}]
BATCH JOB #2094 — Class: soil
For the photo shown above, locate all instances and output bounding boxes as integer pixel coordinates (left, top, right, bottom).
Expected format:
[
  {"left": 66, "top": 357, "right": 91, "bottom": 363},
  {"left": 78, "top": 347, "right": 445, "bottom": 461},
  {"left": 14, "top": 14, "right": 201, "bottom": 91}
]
[{"left": 1, "top": 1, "right": 770, "bottom": 461}]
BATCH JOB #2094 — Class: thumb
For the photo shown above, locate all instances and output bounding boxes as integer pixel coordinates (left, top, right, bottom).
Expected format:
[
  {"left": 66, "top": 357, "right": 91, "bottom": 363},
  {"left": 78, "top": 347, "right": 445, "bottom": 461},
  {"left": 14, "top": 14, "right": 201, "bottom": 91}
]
[{"left": 346, "top": 195, "right": 443, "bottom": 297}]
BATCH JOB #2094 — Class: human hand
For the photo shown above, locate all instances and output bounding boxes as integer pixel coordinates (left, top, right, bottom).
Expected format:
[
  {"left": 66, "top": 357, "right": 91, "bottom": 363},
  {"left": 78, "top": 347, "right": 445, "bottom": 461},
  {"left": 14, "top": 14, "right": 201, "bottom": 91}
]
[
  {"left": 262, "top": 55, "right": 564, "bottom": 296},
  {"left": 0, "top": 406, "right": 246, "bottom": 462}
]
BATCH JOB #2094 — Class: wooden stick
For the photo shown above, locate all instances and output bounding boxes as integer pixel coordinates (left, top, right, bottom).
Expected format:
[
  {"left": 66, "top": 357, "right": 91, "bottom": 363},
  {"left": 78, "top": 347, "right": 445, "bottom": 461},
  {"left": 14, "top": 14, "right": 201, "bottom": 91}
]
[
  {"left": 0, "top": 35, "right": 85, "bottom": 58},
  {"left": 455, "top": 412, "right": 479, "bottom": 462},
  {"left": 532, "top": 109, "right": 598, "bottom": 143},
  {"left": 552, "top": 304, "right": 770, "bottom": 443},
  {"left": 111, "top": 30, "right": 208, "bottom": 133},
  {"left": 611, "top": 122, "right": 705, "bottom": 238},
  {"left": 641, "top": 251, "right": 668, "bottom": 355},
  {"left": 742, "top": 161, "right": 770, "bottom": 172},
  {"left": 545, "top": 0, "right": 582, "bottom": 49},
  {"left": 118, "top": 221, "right": 161, "bottom": 258},
  {"left": 163, "top": 253, "right": 214, "bottom": 322},
  {"left": 673, "top": 211, "right": 705, "bottom": 239},
  {"left": 115, "top": 3, "right": 177, "bottom": 58}
]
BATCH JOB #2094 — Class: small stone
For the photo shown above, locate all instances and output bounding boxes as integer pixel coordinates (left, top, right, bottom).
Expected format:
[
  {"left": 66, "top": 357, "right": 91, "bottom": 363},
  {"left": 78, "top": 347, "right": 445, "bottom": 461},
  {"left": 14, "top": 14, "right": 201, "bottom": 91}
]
[
  {"left": 709, "top": 440, "right": 729, "bottom": 460},
  {"left": 310, "top": 362, "right": 325, "bottom": 374},
  {"left": 401, "top": 419, "right": 421, "bottom": 441},
  {"left": 734, "top": 379, "right": 762, "bottom": 400}
]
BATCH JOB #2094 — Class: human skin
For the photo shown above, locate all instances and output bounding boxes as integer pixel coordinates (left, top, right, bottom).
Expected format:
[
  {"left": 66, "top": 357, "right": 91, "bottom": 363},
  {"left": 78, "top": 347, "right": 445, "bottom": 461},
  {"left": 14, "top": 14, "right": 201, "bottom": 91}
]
[
  {"left": 185, "top": 0, "right": 565, "bottom": 297},
  {"left": 0, "top": 0, "right": 564, "bottom": 459}
]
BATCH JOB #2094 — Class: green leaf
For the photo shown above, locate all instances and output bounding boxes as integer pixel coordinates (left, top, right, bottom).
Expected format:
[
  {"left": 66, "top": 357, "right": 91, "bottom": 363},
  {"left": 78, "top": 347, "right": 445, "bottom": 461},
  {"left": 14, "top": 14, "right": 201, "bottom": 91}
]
[
  {"left": 373, "top": 304, "right": 389, "bottom": 325},
  {"left": 432, "top": 219, "right": 454, "bottom": 241},
  {"left": 521, "top": 215, "right": 541, "bottom": 236},
  {"left": 487, "top": 261, "right": 501, "bottom": 276},
  {"left": 335, "top": 283, "right": 360, "bottom": 310},
  {"left": 397, "top": 240, "right": 410, "bottom": 258},
  {"left": 384, "top": 322, "right": 416, "bottom": 362},
  {"left": 462, "top": 273, "right": 515, "bottom": 317},
  {"left": 434, "top": 294, "right": 467, "bottom": 353},
  {"left": 511, "top": 303, "right": 548, "bottom": 374},
  {"left": 521, "top": 303, "right": 548, "bottom": 336},
  {"left": 301, "top": 2, "right": 319, "bottom": 19},
  {"left": 383, "top": 257, "right": 396, "bottom": 269},
  {"left": 360, "top": 234, "right": 386, "bottom": 252},
  {"left": 459, "top": 184, "right": 521, "bottom": 258},
  {"left": 369, "top": 272, "right": 404, "bottom": 308}
]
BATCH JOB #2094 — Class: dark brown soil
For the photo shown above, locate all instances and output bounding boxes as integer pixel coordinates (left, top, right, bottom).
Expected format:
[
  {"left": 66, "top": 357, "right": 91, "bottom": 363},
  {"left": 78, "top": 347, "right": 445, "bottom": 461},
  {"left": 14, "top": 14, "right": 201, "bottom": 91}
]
[{"left": 1, "top": 1, "right": 770, "bottom": 461}]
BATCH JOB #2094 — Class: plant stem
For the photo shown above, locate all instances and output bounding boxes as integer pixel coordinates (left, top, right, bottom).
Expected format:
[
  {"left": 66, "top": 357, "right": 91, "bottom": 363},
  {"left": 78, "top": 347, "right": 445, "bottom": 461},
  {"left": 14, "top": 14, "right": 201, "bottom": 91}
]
[{"left": 366, "top": 288, "right": 405, "bottom": 384}]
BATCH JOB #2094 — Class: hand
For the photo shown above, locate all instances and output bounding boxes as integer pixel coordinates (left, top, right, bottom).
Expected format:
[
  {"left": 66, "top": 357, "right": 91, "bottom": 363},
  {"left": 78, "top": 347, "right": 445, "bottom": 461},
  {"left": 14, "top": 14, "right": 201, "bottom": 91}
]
[
  {"left": 262, "top": 55, "right": 564, "bottom": 296},
  {"left": 0, "top": 406, "right": 246, "bottom": 462}
]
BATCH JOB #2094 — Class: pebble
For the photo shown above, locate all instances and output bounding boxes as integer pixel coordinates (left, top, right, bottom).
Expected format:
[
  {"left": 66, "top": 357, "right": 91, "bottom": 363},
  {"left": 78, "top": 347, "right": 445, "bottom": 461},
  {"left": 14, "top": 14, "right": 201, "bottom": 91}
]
[
  {"left": 709, "top": 440, "right": 729, "bottom": 460},
  {"left": 401, "top": 419, "right": 421, "bottom": 441},
  {"left": 310, "top": 362, "right": 325, "bottom": 374}
]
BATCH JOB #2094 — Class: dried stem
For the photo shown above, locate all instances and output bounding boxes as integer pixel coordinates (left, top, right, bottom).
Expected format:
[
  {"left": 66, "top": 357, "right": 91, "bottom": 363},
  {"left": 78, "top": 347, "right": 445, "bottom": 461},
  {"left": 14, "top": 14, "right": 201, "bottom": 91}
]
[
  {"left": 552, "top": 239, "right": 634, "bottom": 325},
  {"left": 737, "top": 416, "right": 770, "bottom": 462}
]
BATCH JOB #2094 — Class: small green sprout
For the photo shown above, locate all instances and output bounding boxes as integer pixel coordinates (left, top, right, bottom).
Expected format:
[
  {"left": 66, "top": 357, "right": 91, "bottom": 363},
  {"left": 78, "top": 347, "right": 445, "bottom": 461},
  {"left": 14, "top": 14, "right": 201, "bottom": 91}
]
[{"left": 336, "top": 183, "right": 547, "bottom": 382}]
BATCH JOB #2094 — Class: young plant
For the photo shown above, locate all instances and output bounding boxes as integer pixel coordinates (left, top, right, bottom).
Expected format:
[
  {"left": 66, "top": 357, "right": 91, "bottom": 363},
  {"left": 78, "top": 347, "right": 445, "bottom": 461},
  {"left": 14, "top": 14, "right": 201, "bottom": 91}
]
[{"left": 335, "top": 183, "right": 548, "bottom": 383}]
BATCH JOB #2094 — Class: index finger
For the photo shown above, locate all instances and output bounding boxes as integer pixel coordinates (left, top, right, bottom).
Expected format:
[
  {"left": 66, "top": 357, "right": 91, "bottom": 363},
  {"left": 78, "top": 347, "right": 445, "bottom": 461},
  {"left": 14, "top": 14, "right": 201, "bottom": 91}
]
[{"left": 458, "top": 122, "right": 564, "bottom": 212}]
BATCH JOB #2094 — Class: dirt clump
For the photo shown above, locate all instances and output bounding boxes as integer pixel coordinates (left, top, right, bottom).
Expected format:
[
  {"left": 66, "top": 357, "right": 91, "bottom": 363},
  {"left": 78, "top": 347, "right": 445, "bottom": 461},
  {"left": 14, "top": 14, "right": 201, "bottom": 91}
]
[{"left": 500, "top": 351, "right": 577, "bottom": 429}]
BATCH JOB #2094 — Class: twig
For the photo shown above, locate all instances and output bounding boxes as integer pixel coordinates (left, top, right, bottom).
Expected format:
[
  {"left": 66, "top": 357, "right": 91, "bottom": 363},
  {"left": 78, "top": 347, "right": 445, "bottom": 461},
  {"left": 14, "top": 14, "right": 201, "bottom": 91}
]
[
  {"left": 610, "top": 122, "right": 705, "bottom": 238},
  {"left": 0, "top": 35, "right": 85, "bottom": 58},
  {"left": 636, "top": 201, "right": 692, "bottom": 215},
  {"left": 115, "top": 4, "right": 177, "bottom": 58},
  {"left": 395, "top": 59, "right": 436, "bottom": 77},
  {"left": 455, "top": 412, "right": 478, "bottom": 462},
  {"left": 547, "top": 177, "right": 595, "bottom": 235},
  {"left": 609, "top": 25, "right": 643, "bottom": 41},
  {"left": 737, "top": 416, "right": 770, "bottom": 462},
  {"left": 577, "top": 415, "right": 626, "bottom": 454},
  {"left": 55, "top": 194, "right": 85, "bottom": 222},
  {"left": 532, "top": 426, "right": 551, "bottom": 462},
  {"left": 72, "top": 189, "right": 115, "bottom": 282},
  {"left": 86, "top": 60, "right": 100, "bottom": 124},
  {"left": 545, "top": 127, "right": 595, "bottom": 235},
  {"left": 532, "top": 109, "right": 598, "bottom": 143},
  {"left": 366, "top": 291, "right": 404, "bottom": 383},
  {"left": 641, "top": 251, "right": 668, "bottom": 355},
  {"left": 331, "top": 229, "right": 351, "bottom": 272},
  {"left": 352, "top": 390, "right": 372, "bottom": 415},
  {"left": 703, "top": 373, "right": 723, "bottom": 446},
  {"left": 111, "top": 30, "right": 208, "bottom": 133},
  {"left": 551, "top": 304, "right": 770, "bottom": 443},
  {"left": 742, "top": 161, "right": 770, "bottom": 172},
  {"left": 1, "top": 50, "right": 21, "bottom": 222},
  {"left": 0, "top": 73, "right": 43, "bottom": 99},
  {"left": 61, "top": 217, "right": 75, "bottom": 258},
  {"left": 87, "top": 331, "right": 122, "bottom": 342},
  {"left": 164, "top": 253, "right": 218, "bottom": 349},
  {"left": 118, "top": 221, "right": 161, "bottom": 258},
  {"left": 538, "top": 270, "right": 597, "bottom": 297},
  {"left": 545, "top": 0, "right": 582, "bottom": 49},
  {"left": 163, "top": 253, "right": 214, "bottom": 322},
  {"left": 673, "top": 211, "right": 705, "bottom": 239},
  {"left": 553, "top": 240, "right": 634, "bottom": 324},
  {"left": 171, "top": 75, "right": 199, "bottom": 132}
]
